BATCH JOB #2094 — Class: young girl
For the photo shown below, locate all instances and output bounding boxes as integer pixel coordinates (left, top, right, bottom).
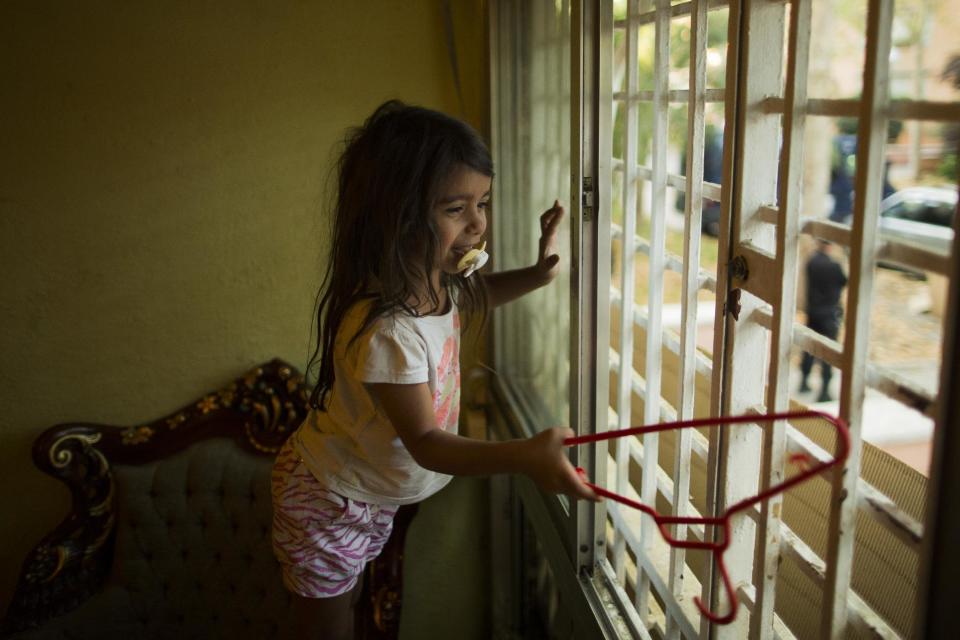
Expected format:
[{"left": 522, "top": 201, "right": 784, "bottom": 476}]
[{"left": 271, "top": 100, "right": 597, "bottom": 639}]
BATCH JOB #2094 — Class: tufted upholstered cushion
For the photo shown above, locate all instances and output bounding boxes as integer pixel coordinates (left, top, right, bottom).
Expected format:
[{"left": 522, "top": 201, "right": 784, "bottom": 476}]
[
  {"left": 10, "top": 439, "right": 294, "bottom": 640},
  {"left": 113, "top": 438, "right": 293, "bottom": 638}
]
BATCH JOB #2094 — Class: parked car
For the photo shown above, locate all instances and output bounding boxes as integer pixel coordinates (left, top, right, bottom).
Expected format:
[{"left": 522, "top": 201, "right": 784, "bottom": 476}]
[
  {"left": 876, "top": 186, "right": 956, "bottom": 256},
  {"left": 840, "top": 186, "right": 957, "bottom": 256}
]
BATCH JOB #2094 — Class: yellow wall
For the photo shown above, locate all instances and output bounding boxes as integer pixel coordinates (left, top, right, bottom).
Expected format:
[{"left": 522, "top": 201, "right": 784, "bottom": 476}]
[{"left": 0, "top": 0, "right": 486, "bottom": 613}]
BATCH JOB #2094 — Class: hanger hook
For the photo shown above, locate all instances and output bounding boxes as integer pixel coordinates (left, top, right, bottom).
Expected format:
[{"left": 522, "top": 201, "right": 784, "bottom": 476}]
[{"left": 693, "top": 551, "right": 739, "bottom": 625}]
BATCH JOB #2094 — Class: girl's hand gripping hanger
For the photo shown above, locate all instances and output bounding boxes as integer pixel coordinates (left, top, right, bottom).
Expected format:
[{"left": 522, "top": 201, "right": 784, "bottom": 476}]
[{"left": 564, "top": 410, "right": 850, "bottom": 626}]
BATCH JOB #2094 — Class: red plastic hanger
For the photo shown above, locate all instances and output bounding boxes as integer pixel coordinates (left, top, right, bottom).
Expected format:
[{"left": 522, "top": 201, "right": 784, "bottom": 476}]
[{"left": 564, "top": 410, "right": 850, "bottom": 625}]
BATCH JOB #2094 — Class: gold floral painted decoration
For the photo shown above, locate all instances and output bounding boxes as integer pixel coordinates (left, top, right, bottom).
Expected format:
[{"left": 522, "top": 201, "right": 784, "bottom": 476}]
[
  {"left": 196, "top": 395, "right": 218, "bottom": 414},
  {"left": 121, "top": 425, "right": 154, "bottom": 446},
  {"left": 218, "top": 384, "right": 236, "bottom": 407},
  {"left": 243, "top": 369, "right": 262, "bottom": 389}
]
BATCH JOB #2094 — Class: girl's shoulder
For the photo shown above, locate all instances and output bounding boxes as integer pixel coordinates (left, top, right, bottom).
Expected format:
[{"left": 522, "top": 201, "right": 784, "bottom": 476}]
[
  {"left": 339, "top": 302, "right": 431, "bottom": 375},
  {"left": 340, "top": 294, "right": 459, "bottom": 349},
  {"left": 340, "top": 298, "right": 413, "bottom": 343}
]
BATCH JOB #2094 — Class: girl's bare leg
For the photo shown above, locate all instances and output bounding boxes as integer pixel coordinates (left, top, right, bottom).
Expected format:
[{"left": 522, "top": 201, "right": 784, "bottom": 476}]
[{"left": 289, "top": 576, "right": 362, "bottom": 640}]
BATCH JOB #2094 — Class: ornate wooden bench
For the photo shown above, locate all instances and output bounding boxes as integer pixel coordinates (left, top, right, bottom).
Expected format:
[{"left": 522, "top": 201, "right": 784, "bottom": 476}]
[{"left": 2, "top": 359, "right": 416, "bottom": 639}]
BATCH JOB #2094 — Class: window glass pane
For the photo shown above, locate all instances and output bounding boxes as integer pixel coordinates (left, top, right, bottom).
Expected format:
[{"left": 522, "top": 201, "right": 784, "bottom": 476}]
[
  {"left": 493, "top": 0, "right": 571, "bottom": 429},
  {"left": 706, "top": 7, "right": 729, "bottom": 89},
  {"left": 892, "top": 0, "right": 959, "bottom": 102},
  {"left": 613, "top": 0, "right": 628, "bottom": 21},
  {"left": 613, "top": 26, "right": 627, "bottom": 95},
  {"left": 636, "top": 22, "right": 656, "bottom": 93},
  {"left": 670, "top": 15, "right": 692, "bottom": 91},
  {"left": 807, "top": 1, "right": 867, "bottom": 99}
]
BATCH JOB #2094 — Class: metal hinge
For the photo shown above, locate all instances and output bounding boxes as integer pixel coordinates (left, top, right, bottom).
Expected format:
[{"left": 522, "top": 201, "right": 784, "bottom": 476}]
[{"left": 728, "top": 254, "right": 749, "bottom": 281}]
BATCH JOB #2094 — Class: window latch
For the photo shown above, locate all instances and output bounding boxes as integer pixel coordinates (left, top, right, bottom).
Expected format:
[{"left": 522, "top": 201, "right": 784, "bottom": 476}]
[
  {"left": 582, "top": 177, "right": 594, "bottom": 221},
  {"left": 725, "top": 255, "right": 747, "bottom": 321},
  {"left": 726, "top": 288, "right": 742, "bottom": 321}
]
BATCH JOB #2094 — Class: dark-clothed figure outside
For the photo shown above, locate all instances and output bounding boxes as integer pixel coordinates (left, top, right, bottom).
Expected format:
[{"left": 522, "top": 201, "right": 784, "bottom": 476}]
[{"left": 800, "top": 240, "right": 848, "bottom": 402}]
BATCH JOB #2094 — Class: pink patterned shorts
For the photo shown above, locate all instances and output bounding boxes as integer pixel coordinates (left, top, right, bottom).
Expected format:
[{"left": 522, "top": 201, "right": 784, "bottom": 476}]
[{"left": 271, "top": 438, "right": 398, "bottom": 598}]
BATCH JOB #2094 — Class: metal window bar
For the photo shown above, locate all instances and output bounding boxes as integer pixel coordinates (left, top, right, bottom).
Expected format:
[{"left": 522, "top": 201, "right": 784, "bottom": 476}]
[
  {"left": 759, "top": 96, "right": 960, "bottom": 122},
  {"left": 615, "top": 88, "right": 728, "bottom": 102},
  {"left": 636, "top": 0, "right": 671, "bottom": 622},
  {"left": 615, "top": 0, "right": 731, "bottom": 28},
  {"left": 614, "top": 0, "right": 641, "bottom": 587},
  {"left": 751, "top": 0, "right": 811, "bottom": 633},
  {"left": 577, "top": 0, "right": 615, "bottom": 587},
  {"left": 668, "top": 4, "right": 707, "bottom": 634},
  {"left": 612, "top": 163, "right": 725, "bottom": 203},
  {"left": 606, "top": 495, "right": 705, "bottom": 638},
  {"left": 822, "top": 3, "right": 894, "bottom": 634},
  {"left": 611, "top": 224, "right": 720, "bottom": 291},
  {"left": 709, "top": 0, "right": 783, "bottom": 636},
  {"left": 610, "top": 290, "right": 716, "bottom": 379},
  {"left": 606, "top": 0, "right": 732, "bottom": 634}
]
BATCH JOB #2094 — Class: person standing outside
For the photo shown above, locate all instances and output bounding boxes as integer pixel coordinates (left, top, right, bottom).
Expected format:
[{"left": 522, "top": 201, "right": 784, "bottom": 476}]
[{"left": 799, "top": 239, "right": 848, "bottom": 402}]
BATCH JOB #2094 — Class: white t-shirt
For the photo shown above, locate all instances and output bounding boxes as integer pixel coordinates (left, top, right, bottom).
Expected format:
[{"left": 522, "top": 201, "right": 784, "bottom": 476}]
[{"left": 293, "top": 298, "right": 461, "bottom": 505}]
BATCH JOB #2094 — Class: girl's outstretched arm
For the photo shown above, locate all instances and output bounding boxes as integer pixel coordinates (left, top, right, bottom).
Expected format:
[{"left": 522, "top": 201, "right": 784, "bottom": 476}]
[
  {"left": 368, "top": 380, "right": 598, "bottom": 501},
  {"left": 482, "top": 200, "right": 565, "bottom": 307}
]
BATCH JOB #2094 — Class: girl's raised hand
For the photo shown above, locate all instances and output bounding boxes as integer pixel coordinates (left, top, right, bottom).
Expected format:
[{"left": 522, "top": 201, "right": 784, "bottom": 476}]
[
  {"left": 521, "top": 427, "right": 600, "bottom": 502},
  {"left": 536, "top": 200, "right": 565, "bottom": 283}
]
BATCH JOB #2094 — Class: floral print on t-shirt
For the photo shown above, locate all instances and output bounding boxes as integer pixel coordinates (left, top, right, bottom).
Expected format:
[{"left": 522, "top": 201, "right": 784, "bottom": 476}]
[{"left": 433, "top": 313, "right": 460, "bottom": 430}]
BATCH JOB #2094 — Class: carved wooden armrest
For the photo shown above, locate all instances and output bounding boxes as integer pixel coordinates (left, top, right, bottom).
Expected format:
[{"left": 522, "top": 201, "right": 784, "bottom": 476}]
[
  {"left": 1, "top": 360, "right": 309, "bottom": 635},
  {"left": 357, "top": 503, "right": 421, "bottom": 638}
]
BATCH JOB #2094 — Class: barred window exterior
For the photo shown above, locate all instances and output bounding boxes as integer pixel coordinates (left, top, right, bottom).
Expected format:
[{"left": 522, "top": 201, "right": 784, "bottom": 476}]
[{"left": 491, "top": 1, "right": 958, "bottom": 637}]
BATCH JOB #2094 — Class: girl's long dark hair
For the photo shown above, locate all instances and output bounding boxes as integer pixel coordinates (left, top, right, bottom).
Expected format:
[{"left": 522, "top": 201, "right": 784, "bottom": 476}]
[{"left": 308, "top": 101, "right": 492, "bottom": 410}]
